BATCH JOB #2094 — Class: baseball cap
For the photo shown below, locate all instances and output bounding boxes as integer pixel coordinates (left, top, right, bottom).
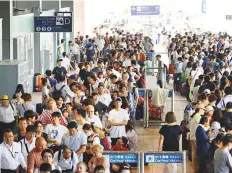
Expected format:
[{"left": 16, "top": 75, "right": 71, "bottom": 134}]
[
  {"left": 115, "top": 97, "right": 122, "bottom": 102},
  {"left": 69, "top": 74, "right": 77, "bottom": 80},
  {"left": 204, "top": 89, "right": 211, "bottom": 95},
  {"left": 57, "top": 59, "right": 63, "bottom": 62}
]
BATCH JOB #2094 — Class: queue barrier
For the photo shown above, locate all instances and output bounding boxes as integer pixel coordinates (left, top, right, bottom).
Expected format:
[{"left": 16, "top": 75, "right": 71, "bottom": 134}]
[
  {"left": 103, "top": 151, "right": 140, "bottom": 173},
  {"left": 138, "top": 88, "right": 174, "bottom": 128},
  {"left": 103, "top": 151, "right": 186, "bottom": 173}
]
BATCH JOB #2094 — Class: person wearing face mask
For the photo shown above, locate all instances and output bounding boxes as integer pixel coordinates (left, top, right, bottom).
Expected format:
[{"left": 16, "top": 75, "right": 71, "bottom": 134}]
[
  {"left": 82, "top": 123, "right": 101, "bottom": 164},
  {"left": 0, "top": 95, "right": 17, "bottom": 143},
  {"left": 214, "top": 134, "right": 232, "bottom": 173},
  {"left": 88, "top": 144, "right": 110, "bottom": 173}
]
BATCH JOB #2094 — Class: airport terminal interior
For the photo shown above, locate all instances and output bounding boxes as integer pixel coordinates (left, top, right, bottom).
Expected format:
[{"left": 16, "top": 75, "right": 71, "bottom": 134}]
[{"left": 0, "top": 0, "right": 232, "bottom": 173}]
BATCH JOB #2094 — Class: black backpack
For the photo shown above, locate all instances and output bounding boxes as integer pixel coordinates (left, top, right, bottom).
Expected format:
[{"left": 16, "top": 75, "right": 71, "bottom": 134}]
[{"left": 52, "top": 85, "right": 65, "bottom": 100}]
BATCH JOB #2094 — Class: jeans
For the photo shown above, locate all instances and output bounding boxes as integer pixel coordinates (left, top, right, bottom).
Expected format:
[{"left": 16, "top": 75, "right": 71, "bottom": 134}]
[{"left": 130, "top": 111, "right": 136, "bottom": 127}]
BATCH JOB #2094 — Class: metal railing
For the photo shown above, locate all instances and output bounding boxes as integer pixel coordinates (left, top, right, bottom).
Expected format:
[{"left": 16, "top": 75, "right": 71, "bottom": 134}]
[{"left": 138, "top": 88, "right": 174, "bottom": 128}]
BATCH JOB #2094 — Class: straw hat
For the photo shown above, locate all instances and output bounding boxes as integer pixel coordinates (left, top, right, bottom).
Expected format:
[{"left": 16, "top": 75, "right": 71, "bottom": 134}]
[{"left": 1, "top": 95, "right": 9, "bottom": 101}]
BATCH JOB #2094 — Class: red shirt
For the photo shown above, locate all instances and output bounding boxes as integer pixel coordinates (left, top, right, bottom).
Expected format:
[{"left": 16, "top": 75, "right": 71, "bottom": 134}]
[{"left": 112, "top": 144, "right": 129, "bottom": 151}]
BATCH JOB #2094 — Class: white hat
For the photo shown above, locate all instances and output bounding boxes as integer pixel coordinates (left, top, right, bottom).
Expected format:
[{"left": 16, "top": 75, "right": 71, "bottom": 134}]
[{"left": 204, "top": 89, "right": 211, "bottom": 95}]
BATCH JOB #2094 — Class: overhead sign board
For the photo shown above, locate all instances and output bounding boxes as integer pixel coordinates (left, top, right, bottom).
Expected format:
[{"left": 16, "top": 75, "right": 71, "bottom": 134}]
[
  {"left": 103, "top": 153, "right": 138, "bottom": 164},
  {"left": 226, "top": 15, "right": 232, "bottom": 20},
  {"left": 34, "top": 16, "right": 72, "bottom": 33},
  {"left": 131, "top": 5, "right": 160, "bottom": 15},
  {"left": 144, "top": 153, "right": 183, "bottom": 164},
  {"left": 202, "top": 0, "right": 206, "bottom": 13}
]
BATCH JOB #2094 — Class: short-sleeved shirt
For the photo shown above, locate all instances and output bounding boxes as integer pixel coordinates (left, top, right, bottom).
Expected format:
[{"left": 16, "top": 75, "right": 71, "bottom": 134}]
[
  {"left": 108, "top": 108, "right": 130, "bottom": 138},
  {"left": 214, "top": 148, "right": 232, "bottom": 173},
  {"left": 27, "top": 148, "right": 43, "bottom": 170},
  {"left": 159, "top": 125, "right": 182, "bottom": 151},
  {"left": 52, "top": 66, "right": 67, "bottom": 81},
  {"left": 44, "top": 124, "right": 69, "bottom": 147},
  {"left": 61, "top": 132, "right": 87, "bottom": 152}
]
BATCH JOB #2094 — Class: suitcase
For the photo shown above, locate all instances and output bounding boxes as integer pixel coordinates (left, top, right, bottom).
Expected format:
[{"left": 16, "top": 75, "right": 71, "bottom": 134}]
[
  {"left": 148, "top": 99, "right": 163, "bottom": 120},
  {"left": 33, "top": 73, "right": 42, "bottom": 92},
  {"left": 169, "top": 64, "right": 175, "bottom": 74},
  {"left": 180, "top": 83, "right": 188, "bottom": 97}
]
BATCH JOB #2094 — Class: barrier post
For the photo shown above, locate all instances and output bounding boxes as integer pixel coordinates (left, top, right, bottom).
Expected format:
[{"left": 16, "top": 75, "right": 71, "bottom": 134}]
[
  {"left": 171, "top": 89, "right": 174, "bottom": 112},
  {"left": 142, "top": 151, "right": 186, "bottom": 173}
]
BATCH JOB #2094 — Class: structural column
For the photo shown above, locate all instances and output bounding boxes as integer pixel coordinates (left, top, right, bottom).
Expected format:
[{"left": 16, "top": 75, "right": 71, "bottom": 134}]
[{"left": 0, "top": 0, "right": 13, "bottom": 60}]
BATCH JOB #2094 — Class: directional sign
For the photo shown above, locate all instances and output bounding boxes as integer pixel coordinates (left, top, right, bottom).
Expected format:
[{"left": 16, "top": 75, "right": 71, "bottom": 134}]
[
  {"left": 103, "top": 153, "right": 139, "bottom": 164},
  {"left": 34, "top": 16, "right": 72, "bottom": 32},
  {"left": 144, "top": 153, "right": 183, "bottom": 164},
  {"left": 226, "top": 15, "right": 232, "bottom": 20},
  {"left": 131, "top": 5, "right": 160, "bottom": 16}
]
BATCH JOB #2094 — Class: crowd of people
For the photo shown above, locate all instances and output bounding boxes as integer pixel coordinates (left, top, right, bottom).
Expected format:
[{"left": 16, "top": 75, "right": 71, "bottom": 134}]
[
  {"left": 3, "top": 22, "right": 232, "bottom": 173},
  {"left": 165, "top": 31, "right": 232, "bottom": 173},
  {"left": 0, "top": 29, "right": 157, "bottom": 173}
]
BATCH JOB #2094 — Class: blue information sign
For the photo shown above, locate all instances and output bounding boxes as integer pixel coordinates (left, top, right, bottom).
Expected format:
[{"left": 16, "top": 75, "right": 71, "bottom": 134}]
[
  {"left": 103, "top": 153, "right": 138, "bottom": 164},
  {"left": 144, "top": 153, "right": 183, "bottom": 163},
  {"left": 131, "top": 5, "right": 160, "bottom": 16},
  {"left": 34, "top": 16, "right": 72, "bottom": 32}
]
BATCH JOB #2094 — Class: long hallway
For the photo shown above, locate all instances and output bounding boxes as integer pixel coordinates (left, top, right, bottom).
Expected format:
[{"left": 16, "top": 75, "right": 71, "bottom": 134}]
[{"left": 136, "top": 44, "right": 191, "bottom": 173}]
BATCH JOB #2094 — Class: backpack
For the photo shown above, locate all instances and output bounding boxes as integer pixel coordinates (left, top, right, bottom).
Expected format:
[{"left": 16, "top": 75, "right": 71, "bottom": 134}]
[
  {"left": 36, "top": 103, "right": 44, "bottom": 115},
  {"left": 52, "top": 85, "right": 66, "bottom": 100},
  {"left": 58, "top": 149, "right": 74, "bottom": 162}
]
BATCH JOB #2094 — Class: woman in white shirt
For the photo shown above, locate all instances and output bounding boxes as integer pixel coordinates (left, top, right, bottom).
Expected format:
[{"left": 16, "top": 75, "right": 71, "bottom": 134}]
[{"left": 210, "top": 110, "right": 222, "bottom": 139}]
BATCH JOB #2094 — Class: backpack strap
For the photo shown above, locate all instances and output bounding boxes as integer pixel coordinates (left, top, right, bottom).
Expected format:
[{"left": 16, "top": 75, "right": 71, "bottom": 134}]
[
  {"left": 222, "top": 99, "right": 226, "bottom": 109},
  {"left": 59, "top": 85, "right": 66, "bottom": 92},
  {"left": 9, "top": 103, "right": 14, "bottom": 111},
  {"left": 24, "top": 138, "right": 29, "bottom": 153},
  {"left": 58, "top": 149, "right": 62, "bottom": 162},
  {"left": 22, "top": 104, "right": 26, "bottom": 111},
  {"left": 80, "top": 96, "right": 84, "bottom": 103}
]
